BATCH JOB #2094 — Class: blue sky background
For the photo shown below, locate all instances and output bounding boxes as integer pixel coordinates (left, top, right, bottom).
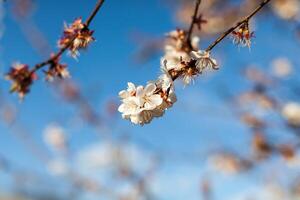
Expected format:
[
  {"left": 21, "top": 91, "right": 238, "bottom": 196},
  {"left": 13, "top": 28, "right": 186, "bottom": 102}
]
[{"left": 0, "top": 0, "right": 300, "bottom": 199}]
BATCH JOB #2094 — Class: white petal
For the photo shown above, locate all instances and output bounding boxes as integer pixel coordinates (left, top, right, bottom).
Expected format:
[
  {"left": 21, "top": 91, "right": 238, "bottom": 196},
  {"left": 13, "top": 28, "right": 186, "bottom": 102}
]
[
  {"left": 201, "top": 50, "right": 209, "bottom": 57},
  {"left": 130, "top": 114, "right": 140, "bottom": 125},
  {"left": 127, "top": 82, "right": 136, "bottom": 91},
  {"left": 119, "top": 90, "right": 129, "bottom": 99},
  {"left": 144, "top": 83, "right": 156, "bottom": 95},
  {"left": 136, "top": 86, "right": 144, "bottom": 97},
  {"left": 118, "top": 103, "right": 126, "bottom": 113},
  {"left": 149, "top": 95, "right": 163, "bottom": 106},
  {"left": 191, "top": 36, "right": 200, "bottom": 49},
  {"left": 211, "top": 58, "right": 218, "bottom": 67},
  {"left": 190, "top": 51, "right": 200, "bottom": 59}
]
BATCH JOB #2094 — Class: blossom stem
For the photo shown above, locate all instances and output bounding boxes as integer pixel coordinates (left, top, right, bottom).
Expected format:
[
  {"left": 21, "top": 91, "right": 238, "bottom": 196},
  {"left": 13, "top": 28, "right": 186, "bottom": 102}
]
[
  {"left": 85, "top": 0, "right": 105, "bottom": 27},
  {"left": 30, "top": 0, "right": 105, "bottom": 74},
  {"left": 205, "top": 0, "right": 272, "bottom": 52},
  {"left": 186, "top": 0, "right": 202, "bottom": 48}
]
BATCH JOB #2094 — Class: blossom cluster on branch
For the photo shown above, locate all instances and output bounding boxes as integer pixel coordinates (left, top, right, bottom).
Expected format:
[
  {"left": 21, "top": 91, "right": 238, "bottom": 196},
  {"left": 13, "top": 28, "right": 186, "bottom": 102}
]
[
  {"left": 6, "top": 63, "right": 37, "bottom": 99},
  {"left": 58, "top": 18, "right": 94, "bottom": 58},
  {"left": 118, "top": 0, "right": 268, "bottom": 125},
  {"left": 4, "top": 0, "right": 270, "bottom": 125},
  {"left": 118, "top": 29, "right": 219, "bottom": 125},
  {"left": 5, "top": 0, "right": 104, "bottom": 99}
]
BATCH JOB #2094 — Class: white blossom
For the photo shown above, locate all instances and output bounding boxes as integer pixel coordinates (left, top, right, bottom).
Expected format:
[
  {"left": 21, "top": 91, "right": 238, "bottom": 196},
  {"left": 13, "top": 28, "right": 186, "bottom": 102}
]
[
  {"left": 158, "top": 61, "right": 177, "bottom": 108},
  {"left": 118, "top": 82, "right": 164, "bottom": 125},
  {"left": 162, "top": 30, "right": 200, "bottom": 71},
  {"left": 166, "top": 29, "right": 186, "bottom": 49},
  {"left": 161, "top": 45, "right": 189, "bottom": 70},
  {"left": 159, "top": 61, "right": 174, "bottom": 91},
  {"left": 119, "top": 82, "right": 136, "bottom": 99},
  {"left": 118, "top": 32, "right": 212, "bottom": 125},
  {"left": 282, "top": 102, "right": 300, "bottom": 127},
  {"left": 191, "top": 36, "right": 200, "bottom": 50},
  {"left": 166, "top": 29, "right": 200, "bottom": 50},
  {"left": 190, "top": 50, "right": 218, "bottom": 72}
]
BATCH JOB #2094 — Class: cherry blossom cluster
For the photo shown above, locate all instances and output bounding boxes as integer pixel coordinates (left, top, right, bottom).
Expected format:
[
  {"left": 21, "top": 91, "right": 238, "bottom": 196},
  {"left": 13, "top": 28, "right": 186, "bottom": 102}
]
[
  {"left": 231, "top": 21, "right": 254, "bottom": 48},
  {"left": 118, "top": 29, "right": 218, "bottom": 125},
  {"left": 118, "top": 0, "right": 272, "bottom": 125},
  {"left": 6, "top": 18, "right": 95, "bottom": 99},
  {"left": 58, "top": 18, "right": 94, "bottom": 58},
  {"left": 44, "top": 55, "right": 70, "bottom": 81},
  {"left": 5, "top": 63, "right": 37, "bottom": 99}
]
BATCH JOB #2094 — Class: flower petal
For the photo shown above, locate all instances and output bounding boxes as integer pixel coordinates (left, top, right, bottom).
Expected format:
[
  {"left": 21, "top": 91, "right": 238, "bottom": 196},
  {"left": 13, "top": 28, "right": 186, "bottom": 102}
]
[
  {"left": 136, "top": 86, "right": 144, "bottom": 97},
  {"left": 144, "top": 95, "right": 163, "bottom": 110},
  {"left": 144, "top": 83, "right": 156, "bottom": 95},
  {"left": 119, "top": 90, "right": 128, "bottom": 99},
  {"left": 127, "top": 82, "right": 136, "bottom": 91},
  {"left": 190, "top": 51, "right": 200, "bottom": 59}
]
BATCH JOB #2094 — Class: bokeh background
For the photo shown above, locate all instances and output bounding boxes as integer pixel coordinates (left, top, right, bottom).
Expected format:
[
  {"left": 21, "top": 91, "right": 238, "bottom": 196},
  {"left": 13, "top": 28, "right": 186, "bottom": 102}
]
[{"left": 1, "top": 0, "right": 300, "bottom": 199}]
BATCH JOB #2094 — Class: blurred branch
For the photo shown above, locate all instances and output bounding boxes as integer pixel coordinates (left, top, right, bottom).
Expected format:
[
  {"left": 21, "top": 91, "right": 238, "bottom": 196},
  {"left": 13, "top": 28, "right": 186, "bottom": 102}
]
[
  {"left": 186, "top": 0, "right": 202, "bottom": 48},
  {"left": 10, "top": 0, "right": 52, "bottom": 57}
]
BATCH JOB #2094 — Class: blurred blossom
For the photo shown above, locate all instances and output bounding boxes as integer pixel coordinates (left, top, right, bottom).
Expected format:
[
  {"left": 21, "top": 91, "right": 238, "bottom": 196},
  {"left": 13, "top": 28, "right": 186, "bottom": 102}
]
[
  {"left": 47, "top": 159, "right": 69, "bottom": 176},
  {"left": 278, "top": 144, "right": 296, "bottom": 161},
  {"left": 43, "top": 124, "right": 67, "bottom": 152},
  {"left": 118, "top": 183, "right": 141, "bottom": 200},
  {"left": 0, "top": 104, "right": 17, "bottom": 124},
  {"left": 252, "top": 132, "right": 273, "bottom": 159},
  {"left": 241, "top": 113, "right": 266, "bottom": 129},
  {"left": 5, "top": 63, "right": 37, "bottom": 99},
  {"left": 208, "top": 153, "right": 251, "bottom": 174},
  {"left": 282, "top": 102, "right": 300, "bottom": 127},
  {"left": 244, "top": 67, "right": 272, "bottom": 85},
  {"left": 292, "top": 179, "right": 300, "bottom": 196},
  {"left": 279, "top": 147, "right": 300, "bottom": 167},
  {"left": 76, "top": 142, "right": 153, "bottom": 175},
  {"left": 176, "top": 1, "right": 231, "bottom": 35},
  {"left": 271, "top": 57, "right": 293, "bottom": 78},
  {"left": 11, "top": 0, "right": 35, "bottom": 18},
  {"left": 272, "top": 0, "right": 300, "bottom": 20},
  {"left": 77, "top": 142, "right": 114, "bottom": 169},
  {"left": 238, "top": 91, "right": 276, "bottom": 111},
  {"left": 105, "top": 99, "right": 118, "bottom": 117}
]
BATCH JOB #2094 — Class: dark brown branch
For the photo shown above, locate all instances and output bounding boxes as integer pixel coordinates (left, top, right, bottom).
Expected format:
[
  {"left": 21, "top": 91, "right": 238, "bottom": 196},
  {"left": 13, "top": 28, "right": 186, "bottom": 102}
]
[
  {"left": 205, "top": 0, "right": 272, "bottom": 52},
  {"left": 30, "top": 0, "right": 105, "bottom": 74},
  {"left": 85, "top": 0, "right": 105, "bottom": 27},
  {"left": 186, "top": 0, "right": 202, "bottom": 48}
]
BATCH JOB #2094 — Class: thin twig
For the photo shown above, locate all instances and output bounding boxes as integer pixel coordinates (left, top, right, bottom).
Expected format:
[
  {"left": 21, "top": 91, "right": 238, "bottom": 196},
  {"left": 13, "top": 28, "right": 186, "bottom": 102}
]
[
  {"left": 186, "top": 0, "right": 202, "bottom": 48},
  {"left": 85, "top": 0, "right": 105, "bottom": 27},
  {"left": 205, "top": 0, "right": 271, "bottom": 52},
  {"left": 30, "top": 0, "right": 105, "bottom": 74}
]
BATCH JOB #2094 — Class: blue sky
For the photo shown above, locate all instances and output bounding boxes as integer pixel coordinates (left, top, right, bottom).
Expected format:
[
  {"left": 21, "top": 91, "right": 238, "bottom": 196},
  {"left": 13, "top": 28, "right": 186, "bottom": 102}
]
[{"left": 0, "top": 0, "right": 300, "bottom": 199}]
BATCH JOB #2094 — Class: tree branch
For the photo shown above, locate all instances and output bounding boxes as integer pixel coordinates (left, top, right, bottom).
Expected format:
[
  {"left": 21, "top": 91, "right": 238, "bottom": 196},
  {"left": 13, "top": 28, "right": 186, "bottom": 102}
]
[
  {"left": 30, "top": 0, "right": 105, "bottom": 74},
  {"left": 85, "top": 0, "right": 105, "bottom": 27},
  {"left": 186, "top": 0, "right": 202, "bottom": 48},
  {"left": 205, "top": 0, "right": 272, "bottom": 52}
]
